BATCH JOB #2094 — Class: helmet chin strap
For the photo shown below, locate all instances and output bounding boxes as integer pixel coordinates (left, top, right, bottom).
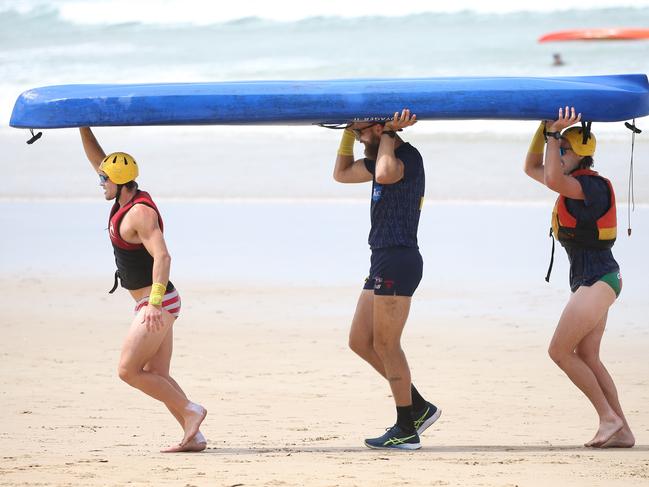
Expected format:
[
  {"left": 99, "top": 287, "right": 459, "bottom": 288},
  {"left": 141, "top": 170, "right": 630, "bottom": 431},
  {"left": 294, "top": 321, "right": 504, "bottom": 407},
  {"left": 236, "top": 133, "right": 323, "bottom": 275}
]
[
  {"left": 115, "top": 182, "right": 138, "bottom": 204},
  {"left": 580, "top": 120, "right": 592, "bottom": 144},
  {"left": 115, "top": 184, "right": 124, "bottom": 204}
]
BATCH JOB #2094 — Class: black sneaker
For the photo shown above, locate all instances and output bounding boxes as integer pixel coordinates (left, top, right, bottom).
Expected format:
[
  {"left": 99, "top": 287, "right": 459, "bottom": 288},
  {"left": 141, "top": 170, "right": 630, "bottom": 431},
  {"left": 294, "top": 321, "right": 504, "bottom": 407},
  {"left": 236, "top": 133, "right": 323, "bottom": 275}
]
[
  {"left": 413, "top": 402, "right": 442, "bottom": 436},
  {"left": 364, "top": 424, "right": 421, "bottom": 450}
]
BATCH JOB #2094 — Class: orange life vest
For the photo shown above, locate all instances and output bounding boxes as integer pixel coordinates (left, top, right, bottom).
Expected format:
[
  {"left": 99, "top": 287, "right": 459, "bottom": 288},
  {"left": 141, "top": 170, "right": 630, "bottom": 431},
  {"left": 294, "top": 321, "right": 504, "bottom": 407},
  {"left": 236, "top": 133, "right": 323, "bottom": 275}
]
[{"left": 551, "top": 169, "right": 617, "bottom": 250}]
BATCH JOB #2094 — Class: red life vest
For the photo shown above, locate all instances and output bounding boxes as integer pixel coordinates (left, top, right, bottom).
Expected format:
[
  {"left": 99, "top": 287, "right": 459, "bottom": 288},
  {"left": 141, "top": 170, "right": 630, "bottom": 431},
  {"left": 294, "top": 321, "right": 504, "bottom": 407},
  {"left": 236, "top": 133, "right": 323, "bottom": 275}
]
[
  {"left": 109, "top": 190, "right": 164, "bottom": 250},
  {"left": 108, "top": 190, "right": 166, "bottom": 291},
  {"left": 551, "top": 169, "right": 617, "bottom": 250}
]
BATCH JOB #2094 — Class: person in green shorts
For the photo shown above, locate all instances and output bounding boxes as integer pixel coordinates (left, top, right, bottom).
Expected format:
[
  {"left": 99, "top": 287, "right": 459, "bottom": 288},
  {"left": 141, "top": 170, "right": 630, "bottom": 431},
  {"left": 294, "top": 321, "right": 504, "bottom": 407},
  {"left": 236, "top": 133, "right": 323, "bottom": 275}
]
[{"left": 523, "top": 106, "right": 634, "bottom": 448}]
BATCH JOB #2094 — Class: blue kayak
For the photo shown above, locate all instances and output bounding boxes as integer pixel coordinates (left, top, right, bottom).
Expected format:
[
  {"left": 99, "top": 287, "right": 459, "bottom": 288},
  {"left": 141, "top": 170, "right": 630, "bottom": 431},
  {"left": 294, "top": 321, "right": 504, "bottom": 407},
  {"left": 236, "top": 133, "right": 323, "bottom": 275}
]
[{"left": 9, "top": 74, "right": 649, "bottom": 128}]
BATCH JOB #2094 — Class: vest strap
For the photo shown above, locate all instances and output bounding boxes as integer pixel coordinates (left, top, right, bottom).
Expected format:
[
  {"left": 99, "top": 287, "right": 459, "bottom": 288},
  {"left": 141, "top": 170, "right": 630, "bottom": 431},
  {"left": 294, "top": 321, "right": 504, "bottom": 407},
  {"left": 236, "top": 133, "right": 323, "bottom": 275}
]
[
  {"left": 545, "top": 227, "right": 555, "bottom": 283},
  {"left": 109, "top": 270, "right": 120, "bottom": 294}
]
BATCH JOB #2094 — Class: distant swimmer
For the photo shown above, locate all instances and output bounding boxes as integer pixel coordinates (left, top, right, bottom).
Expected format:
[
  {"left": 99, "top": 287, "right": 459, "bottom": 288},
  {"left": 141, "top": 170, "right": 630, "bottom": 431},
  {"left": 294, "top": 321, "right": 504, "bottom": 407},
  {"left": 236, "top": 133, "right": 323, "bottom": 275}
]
[
  {"left": 332, "top": 109, "right": 441, "bottom": 450},
  {"left": 552, "top": 53, "right": 565, "bottom": 66},
  {"left": 523, "top": 108, "right": 634, "bottom": 448},
  {"left": 79, "top": 128, "right": 207, "bottom": 453}
]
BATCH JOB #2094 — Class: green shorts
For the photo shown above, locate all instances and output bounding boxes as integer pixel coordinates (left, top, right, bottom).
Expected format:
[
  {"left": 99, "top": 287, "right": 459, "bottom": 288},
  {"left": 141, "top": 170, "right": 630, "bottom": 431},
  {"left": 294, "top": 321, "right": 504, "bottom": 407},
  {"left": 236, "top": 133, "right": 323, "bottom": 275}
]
[{"left": 599, "top": 271, "right": 622, "bottom": 298}]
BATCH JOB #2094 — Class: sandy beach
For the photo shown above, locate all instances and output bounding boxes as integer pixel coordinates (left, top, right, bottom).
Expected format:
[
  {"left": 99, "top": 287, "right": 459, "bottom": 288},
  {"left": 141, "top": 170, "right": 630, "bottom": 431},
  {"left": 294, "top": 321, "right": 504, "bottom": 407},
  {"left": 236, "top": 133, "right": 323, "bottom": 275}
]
[
  {"left": 1, "top": 120, "right": 648, "bottom": 487},
  {"left": 1, "top": 276, "right": 647, "bottom": 486},
  {"left": 1, "top": 126, "right": 649, "bottom": 487},
  {"left": 2, "top": 3, "right": 649, "bottom": 484}
]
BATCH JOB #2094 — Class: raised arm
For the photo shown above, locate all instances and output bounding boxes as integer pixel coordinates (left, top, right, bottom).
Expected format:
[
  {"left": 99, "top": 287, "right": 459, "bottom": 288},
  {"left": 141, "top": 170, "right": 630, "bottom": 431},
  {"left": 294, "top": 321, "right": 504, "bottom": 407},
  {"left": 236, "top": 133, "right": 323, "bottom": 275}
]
[
  {"left": 375, "top": 109, "right": 417, "bottom": 184},
  {"left": 523, "top": 122, "right": 546, "bottom": 185},
  {"left": 544, "top": 106, "right": 585, "bottom": 200},
  {"left": 79, "top": 127, "right": 106, "bottom": 173},
  {"left": 332, "top": 128, "right": 373, "bottom": 183}
]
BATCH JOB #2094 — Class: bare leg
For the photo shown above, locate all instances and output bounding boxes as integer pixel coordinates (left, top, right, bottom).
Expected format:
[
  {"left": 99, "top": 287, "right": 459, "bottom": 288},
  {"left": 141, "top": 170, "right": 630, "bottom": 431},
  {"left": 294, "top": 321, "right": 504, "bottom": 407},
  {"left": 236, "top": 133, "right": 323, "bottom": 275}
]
[
  {"left": 118, "top": 308, "right": 207, "bottom": 448},
  {"left": 372, "top": 295, "right": 412, "bottom": 406},
  {"left": 548, "top": 282, "right": 622, "bottom": 447},
  {"left": 348, "top": 290, "right": 387, "bottom": 377},
  {"left": 576, "top": 312, "right": 635, "bottom": 448},
  {"left": 143, "top": 326, "right": 207, "bottom": 452}
]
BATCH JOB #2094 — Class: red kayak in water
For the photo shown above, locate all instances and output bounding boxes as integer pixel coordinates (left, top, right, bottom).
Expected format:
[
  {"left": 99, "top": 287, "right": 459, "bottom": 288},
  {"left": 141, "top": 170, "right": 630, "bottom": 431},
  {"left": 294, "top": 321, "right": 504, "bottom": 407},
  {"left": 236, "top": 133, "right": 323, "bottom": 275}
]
[{"left": 539, "top": 28, "right": 649, "bottom": 42}]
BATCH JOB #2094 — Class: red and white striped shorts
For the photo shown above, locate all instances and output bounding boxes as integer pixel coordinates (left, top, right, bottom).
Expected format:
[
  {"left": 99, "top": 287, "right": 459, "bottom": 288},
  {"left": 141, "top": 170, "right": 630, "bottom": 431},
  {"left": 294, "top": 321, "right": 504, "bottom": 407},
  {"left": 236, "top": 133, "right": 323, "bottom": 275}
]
[{"left": 134, "top": 288, "right": 181, "bottom": 318}]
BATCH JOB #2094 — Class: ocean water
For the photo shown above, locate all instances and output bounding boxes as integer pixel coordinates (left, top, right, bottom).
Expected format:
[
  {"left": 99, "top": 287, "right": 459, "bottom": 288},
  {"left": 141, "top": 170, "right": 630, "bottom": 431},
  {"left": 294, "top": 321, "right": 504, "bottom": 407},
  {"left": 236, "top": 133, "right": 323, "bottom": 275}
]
[
  {"left": 1, "top": 199, "right": 647, "bottom": 285},
  {"left": 2, "top": 0, "right": 648, "bottom": 199},
  {"left": 2, "top": 126, "right": 648, "bottom": 201},
  {"left": 2, "top": 1, "right": 649, "bottom": 127},
  {"left": 1, "top": 0, "right": 648, "bottom": 297}
]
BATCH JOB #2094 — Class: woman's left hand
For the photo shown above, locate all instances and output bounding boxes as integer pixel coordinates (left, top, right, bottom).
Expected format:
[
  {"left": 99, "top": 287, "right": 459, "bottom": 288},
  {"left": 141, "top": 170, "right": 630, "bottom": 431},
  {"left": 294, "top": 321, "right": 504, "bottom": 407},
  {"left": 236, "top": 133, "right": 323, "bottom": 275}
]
[{"left": 547, "top": 106, "right": 581, "bottom": 132}]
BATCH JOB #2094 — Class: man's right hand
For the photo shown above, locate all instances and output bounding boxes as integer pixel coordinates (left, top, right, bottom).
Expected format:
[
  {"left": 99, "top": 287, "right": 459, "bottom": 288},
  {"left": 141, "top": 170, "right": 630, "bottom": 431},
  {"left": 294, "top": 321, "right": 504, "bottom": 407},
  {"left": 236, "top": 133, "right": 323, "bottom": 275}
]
[
  {"left": 142, "top": 304, "right": 165, "bottom": 333},
  {"left": 384, "top": 108, "right": 417, "bottom": 132}
]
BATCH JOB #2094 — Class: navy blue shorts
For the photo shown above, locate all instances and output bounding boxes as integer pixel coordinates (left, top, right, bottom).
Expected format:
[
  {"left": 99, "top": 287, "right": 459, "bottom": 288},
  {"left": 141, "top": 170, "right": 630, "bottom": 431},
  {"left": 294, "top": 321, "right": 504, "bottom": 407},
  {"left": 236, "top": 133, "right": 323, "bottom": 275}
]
[{"left": 363, "top": 247, "right": 423, "bottom": 297}]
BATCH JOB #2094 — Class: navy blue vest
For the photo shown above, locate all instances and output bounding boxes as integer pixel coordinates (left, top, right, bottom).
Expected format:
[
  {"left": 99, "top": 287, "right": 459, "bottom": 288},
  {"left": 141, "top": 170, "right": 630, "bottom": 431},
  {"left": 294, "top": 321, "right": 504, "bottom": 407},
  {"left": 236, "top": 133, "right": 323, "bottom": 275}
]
[{"left": 363, "top": 143, "right": 425, "bottom": 249}]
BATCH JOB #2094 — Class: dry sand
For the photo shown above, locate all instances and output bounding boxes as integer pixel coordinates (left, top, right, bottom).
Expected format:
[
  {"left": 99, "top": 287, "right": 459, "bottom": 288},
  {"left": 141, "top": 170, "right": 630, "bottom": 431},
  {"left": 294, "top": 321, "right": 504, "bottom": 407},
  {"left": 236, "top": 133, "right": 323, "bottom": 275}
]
[{"left": 1, "top": 277, "right": 648, "bottom": 486}]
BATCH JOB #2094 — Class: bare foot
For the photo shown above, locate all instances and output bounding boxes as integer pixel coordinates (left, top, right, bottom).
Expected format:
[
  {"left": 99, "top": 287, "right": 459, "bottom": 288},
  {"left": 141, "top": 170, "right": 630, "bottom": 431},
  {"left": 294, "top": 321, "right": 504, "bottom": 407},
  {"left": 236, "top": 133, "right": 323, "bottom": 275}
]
[
  {"left": 161, "top": 431, "right": 207, "bottom": 453},
  {"left": 584, "top": 416, "right": 624, "bottom": 447},
  {"left": 180, "top": 402, "right": 207, "bottom": 447},
  {"left": 600, "top": 428, "right": 635, "bottom": 448}
]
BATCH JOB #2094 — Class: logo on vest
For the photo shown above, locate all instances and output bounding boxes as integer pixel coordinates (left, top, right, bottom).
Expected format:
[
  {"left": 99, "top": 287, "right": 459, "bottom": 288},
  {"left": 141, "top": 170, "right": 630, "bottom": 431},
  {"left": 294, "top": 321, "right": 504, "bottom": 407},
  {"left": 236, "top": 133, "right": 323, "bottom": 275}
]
[
  {"left": 372, "top": 185, "right": 383, "bottom": 202},
  {"left": 109, "top": 222, "right": 116, "bottom": 239}
]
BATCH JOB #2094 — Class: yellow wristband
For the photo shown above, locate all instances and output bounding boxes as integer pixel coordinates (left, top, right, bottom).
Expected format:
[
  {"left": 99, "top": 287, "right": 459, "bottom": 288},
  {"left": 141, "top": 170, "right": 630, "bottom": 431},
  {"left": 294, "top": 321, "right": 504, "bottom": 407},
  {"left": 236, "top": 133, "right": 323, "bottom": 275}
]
[
  {"left": 337, "top": 129, "right": 355, "bottom": 156},
  {"left": 528, "top": 122, "right": 547, "bottom": 154},
  {"left": 149, "top": 282, "right": 166, "bottom": 307}
]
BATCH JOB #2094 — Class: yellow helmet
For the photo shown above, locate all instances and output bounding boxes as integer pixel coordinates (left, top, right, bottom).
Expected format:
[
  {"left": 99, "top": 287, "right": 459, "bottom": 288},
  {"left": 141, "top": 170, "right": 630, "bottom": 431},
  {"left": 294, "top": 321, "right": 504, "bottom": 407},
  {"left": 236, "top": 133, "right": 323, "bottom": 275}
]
[
  {"left": 99, "top": 152, "right": 139, "bottom": 184},
  {"left": 562, "top": 127, "right": 596, "bottom": 157}
]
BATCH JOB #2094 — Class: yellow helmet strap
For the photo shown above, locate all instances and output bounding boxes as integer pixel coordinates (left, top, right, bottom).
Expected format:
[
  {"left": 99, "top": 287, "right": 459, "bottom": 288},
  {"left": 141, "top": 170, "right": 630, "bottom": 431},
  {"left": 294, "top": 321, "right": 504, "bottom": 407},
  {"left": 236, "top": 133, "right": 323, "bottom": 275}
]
[{"left": 580, "top": 121, "right": 592, "bottom": 145}]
